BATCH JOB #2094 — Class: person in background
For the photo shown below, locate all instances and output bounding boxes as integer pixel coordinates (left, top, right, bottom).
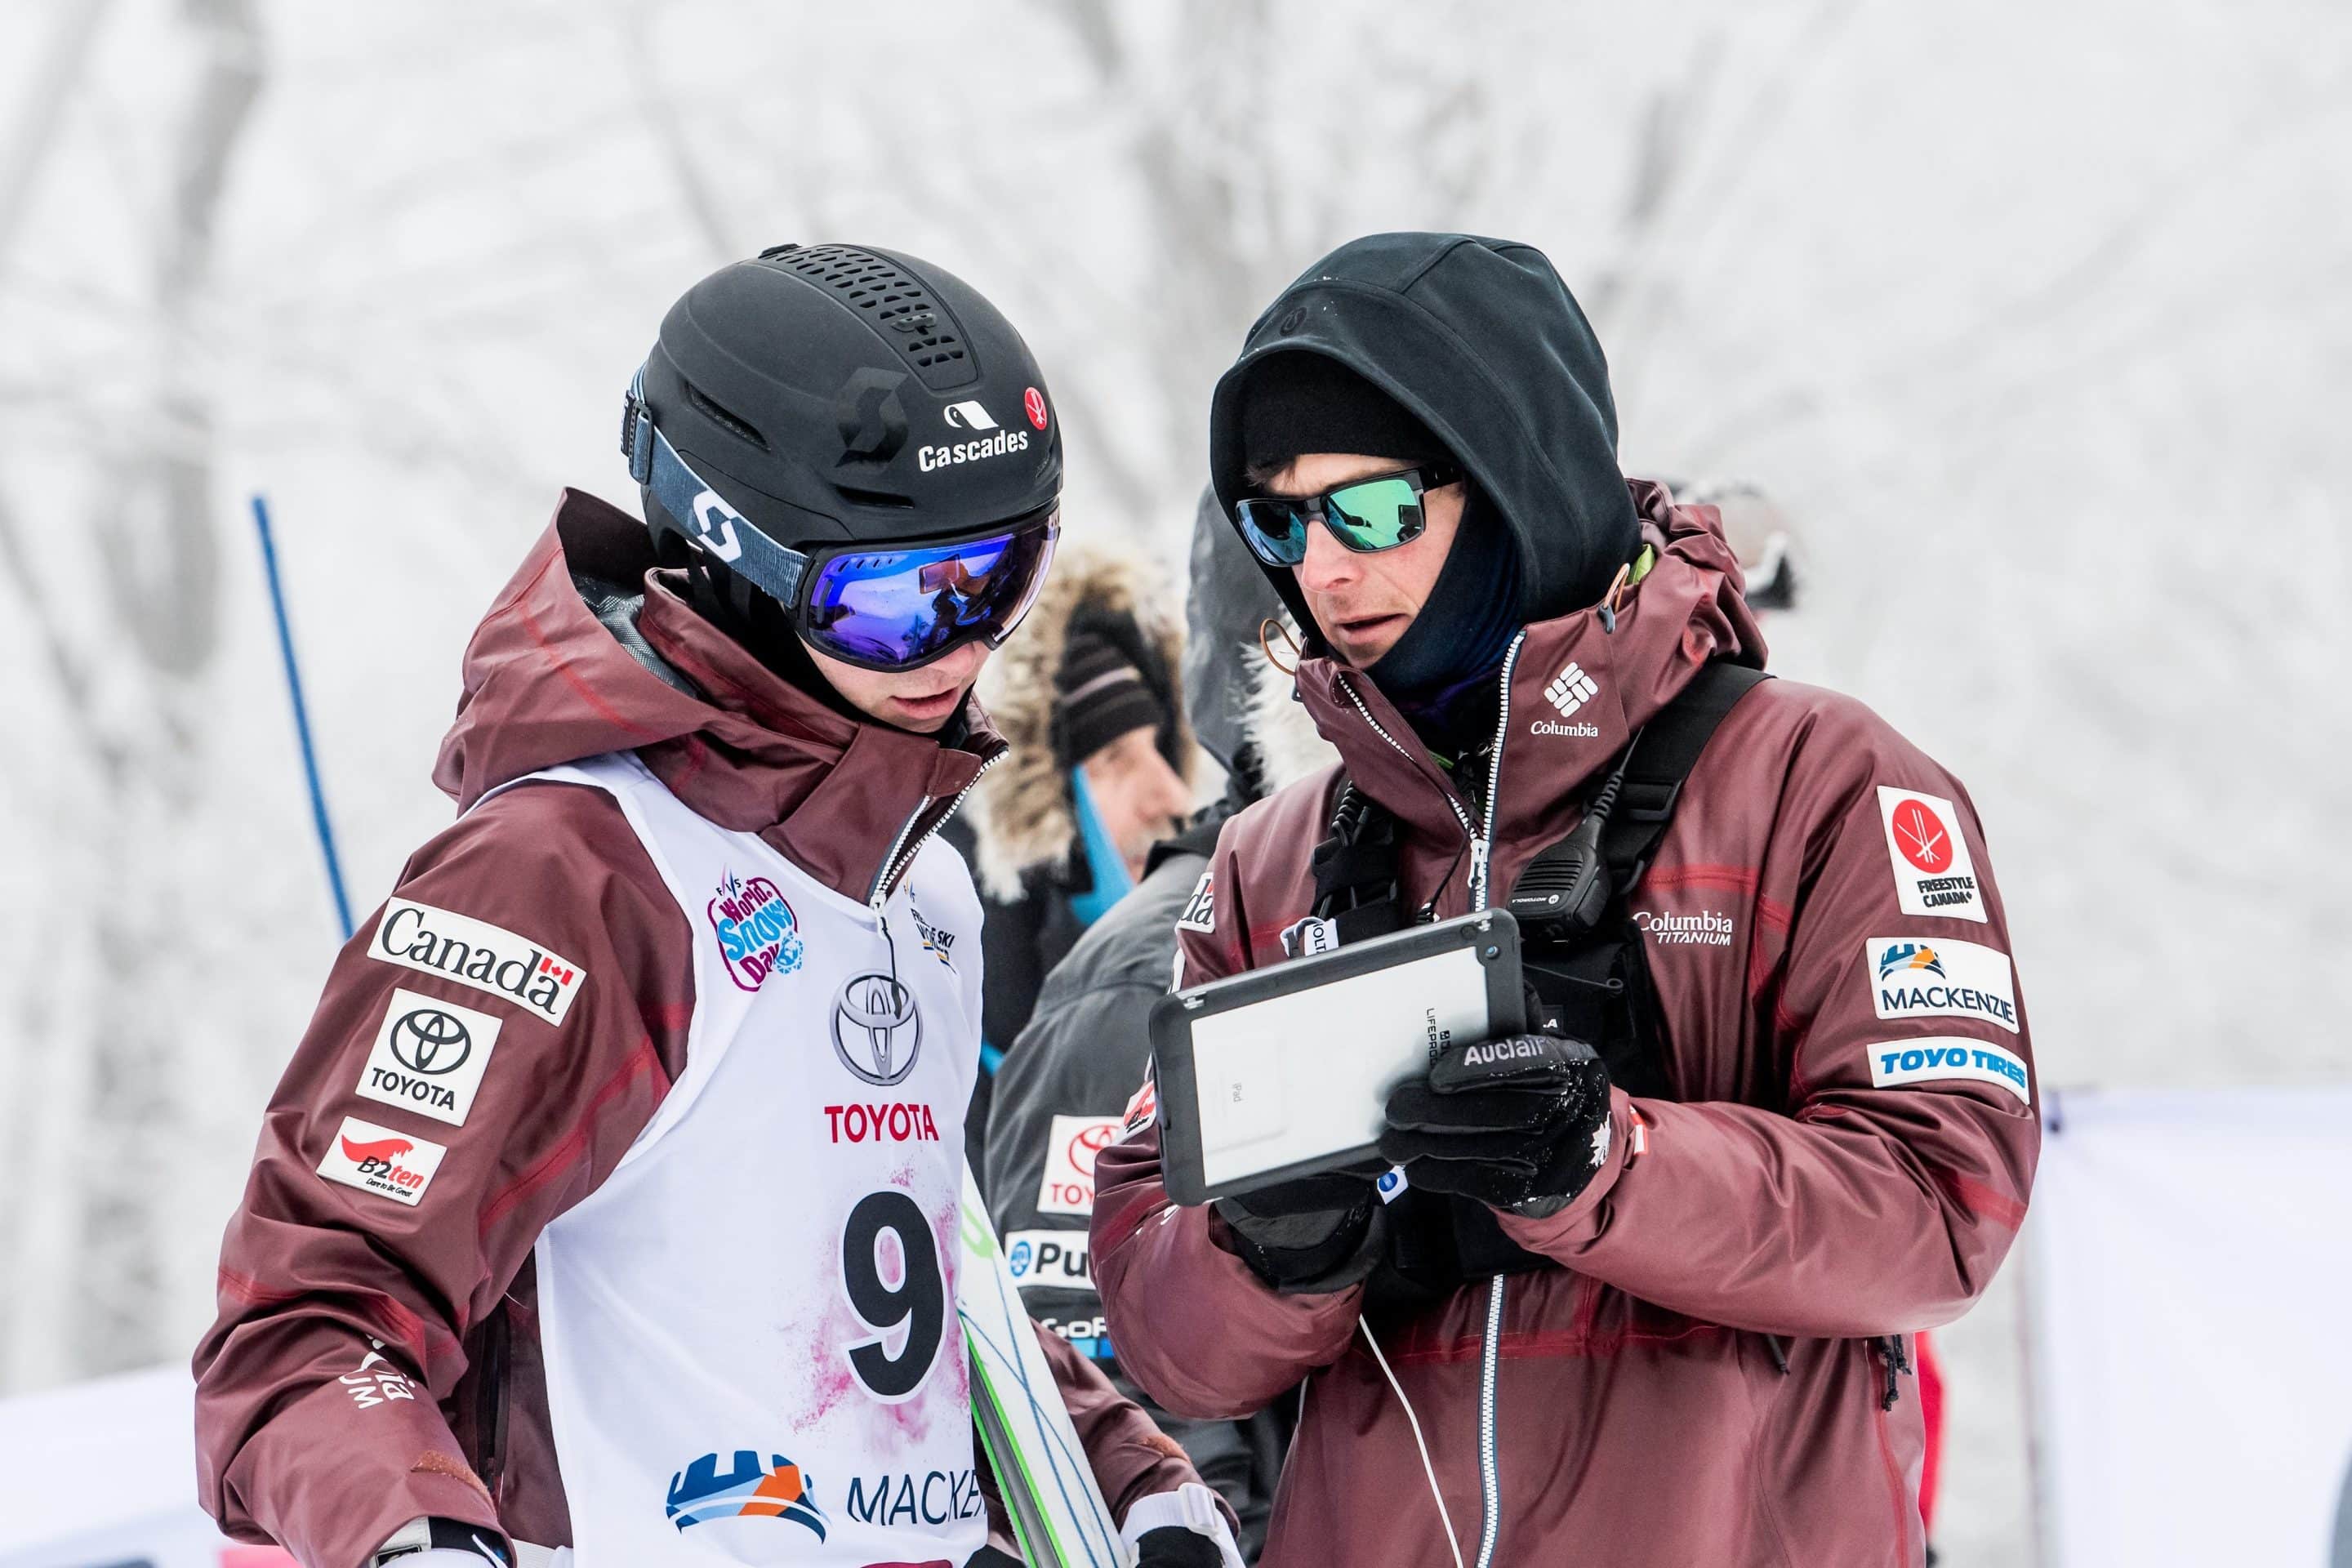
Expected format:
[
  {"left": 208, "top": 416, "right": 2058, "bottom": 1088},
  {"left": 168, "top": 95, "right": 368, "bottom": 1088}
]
[
  {"left": 951, "top": 550, "right": 1195, "bottom": 1157},
  {"left": 982, "top": 488, "right": 1339, "bottom": 1560}
]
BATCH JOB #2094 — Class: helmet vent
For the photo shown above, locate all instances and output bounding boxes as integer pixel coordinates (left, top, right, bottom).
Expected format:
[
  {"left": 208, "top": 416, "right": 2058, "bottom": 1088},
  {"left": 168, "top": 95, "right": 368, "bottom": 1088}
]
[
  {"left": 777, "top": 243, "right": 978, "bottom": 390},
  {"left": 684, "top": 382, "right": 769, "bottom": 449}
]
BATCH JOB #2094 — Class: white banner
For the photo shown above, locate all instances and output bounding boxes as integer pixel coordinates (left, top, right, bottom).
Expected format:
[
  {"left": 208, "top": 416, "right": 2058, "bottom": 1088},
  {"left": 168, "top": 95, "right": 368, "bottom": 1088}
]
[{"left": 2029, "top": 1085, "right": 2352, "bottom": 1566}]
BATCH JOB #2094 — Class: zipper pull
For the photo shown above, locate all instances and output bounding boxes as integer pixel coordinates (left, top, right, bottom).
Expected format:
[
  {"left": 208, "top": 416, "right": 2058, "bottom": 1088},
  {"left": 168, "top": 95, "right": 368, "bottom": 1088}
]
[{"left": 1469, "top": 835, "right": 1491, "bottom": 879}]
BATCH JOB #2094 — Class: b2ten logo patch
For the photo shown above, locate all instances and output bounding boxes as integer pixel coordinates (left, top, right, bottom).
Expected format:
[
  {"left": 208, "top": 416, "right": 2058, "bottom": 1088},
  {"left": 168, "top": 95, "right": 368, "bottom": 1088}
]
[
  {"left": 355, "top": 987, "right": 502, "bottom": 1126},
  {"left": 317, "top": 1115, "right": 448, "bottom": 1207}
]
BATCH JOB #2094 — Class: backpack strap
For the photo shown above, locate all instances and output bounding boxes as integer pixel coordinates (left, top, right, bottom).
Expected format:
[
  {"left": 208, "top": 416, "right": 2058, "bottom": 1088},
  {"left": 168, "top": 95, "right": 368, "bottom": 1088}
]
[{"left": 1599, "top": 661, "right": 1771, "bottom": 893}]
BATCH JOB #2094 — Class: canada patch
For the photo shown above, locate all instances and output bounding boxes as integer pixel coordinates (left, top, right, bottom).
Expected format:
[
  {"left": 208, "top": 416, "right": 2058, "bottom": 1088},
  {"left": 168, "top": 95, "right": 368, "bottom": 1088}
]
[{"left": 1175, "top": 871, "right": 1216, "bottom": 934}]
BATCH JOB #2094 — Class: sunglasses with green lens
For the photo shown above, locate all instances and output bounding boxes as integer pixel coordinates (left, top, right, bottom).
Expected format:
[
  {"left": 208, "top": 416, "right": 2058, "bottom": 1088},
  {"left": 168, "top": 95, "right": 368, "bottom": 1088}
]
[{"left": 1234, "top": 462, "right": 1464, "bottom": 567}]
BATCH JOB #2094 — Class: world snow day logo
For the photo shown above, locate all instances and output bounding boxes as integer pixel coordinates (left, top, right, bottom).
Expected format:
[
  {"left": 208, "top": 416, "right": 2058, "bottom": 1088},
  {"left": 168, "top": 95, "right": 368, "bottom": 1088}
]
[
  {"left": 666, "top": 1450, "right": 828, "bottom": 1542},
  {"left": 707, "top": 870, "right": 804, "bottom": 991}
]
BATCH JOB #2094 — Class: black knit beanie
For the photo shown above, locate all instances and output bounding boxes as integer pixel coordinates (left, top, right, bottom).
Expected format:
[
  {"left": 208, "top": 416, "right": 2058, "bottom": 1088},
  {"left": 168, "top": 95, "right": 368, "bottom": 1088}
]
[
  {"left": 1236, "top": 354, "right": 1447, "bottom": 480},
  {"left": 1051, "top": 612, "right": 1173, "bottom": 768}
]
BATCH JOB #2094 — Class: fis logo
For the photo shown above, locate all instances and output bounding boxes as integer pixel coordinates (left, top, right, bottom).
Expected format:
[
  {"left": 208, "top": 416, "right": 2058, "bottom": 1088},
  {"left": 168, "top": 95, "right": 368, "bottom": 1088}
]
[
  {"left": 666, "top": 1450, "right": 827, "bottom": 1542},
  {"left": 1877, "top": 942, "right": 1946, "bottom": 982},
  {"left": 942, "top": 399, "right": 998, "bottom": 430}
]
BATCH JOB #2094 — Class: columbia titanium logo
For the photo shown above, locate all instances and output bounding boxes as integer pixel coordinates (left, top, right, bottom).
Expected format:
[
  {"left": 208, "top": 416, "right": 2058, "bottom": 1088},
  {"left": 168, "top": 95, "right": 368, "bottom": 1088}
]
[
  {"left": 1545, "top": 662, "right": 1598, "bottom": 717},
  {"left": 832, "top": 973, "right": 922, "bottom": 1086}
]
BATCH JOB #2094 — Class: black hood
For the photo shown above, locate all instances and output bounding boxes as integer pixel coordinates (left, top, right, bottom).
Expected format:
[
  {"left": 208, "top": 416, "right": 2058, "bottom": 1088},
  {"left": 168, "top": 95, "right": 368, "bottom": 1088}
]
[
  {"left": 1182, "top": 482, "right": 1286, "bottom": 788},
  {"left": 1209, "top": 232, "right": 1639, "bottom": 657}
]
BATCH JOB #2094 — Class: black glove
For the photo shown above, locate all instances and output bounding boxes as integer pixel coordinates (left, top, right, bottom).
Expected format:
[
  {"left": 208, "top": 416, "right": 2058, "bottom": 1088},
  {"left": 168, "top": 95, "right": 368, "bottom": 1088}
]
[
  {"left": 1379, "top": 1032, "right": 1614, "bottom": 1218},
  {"left": 1134, "top": 1526, "right": 1227, "bottom": 1567},
  {"left": 1212, "top": 1171, "right": 1382, "bottom": 1292}
]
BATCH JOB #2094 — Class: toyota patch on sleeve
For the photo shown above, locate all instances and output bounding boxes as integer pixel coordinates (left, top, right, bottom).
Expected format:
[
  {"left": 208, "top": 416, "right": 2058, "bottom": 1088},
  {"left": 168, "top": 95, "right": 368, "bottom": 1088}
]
[{"left": 354, "top": 987, "right": 502, "bottom": 1127}]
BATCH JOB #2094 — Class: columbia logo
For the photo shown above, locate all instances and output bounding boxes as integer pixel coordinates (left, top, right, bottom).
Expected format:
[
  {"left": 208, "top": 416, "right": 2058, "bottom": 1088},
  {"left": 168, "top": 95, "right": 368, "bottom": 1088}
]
[{"left": 1545, "top": 662, "right": 1598, "bottom": 717}]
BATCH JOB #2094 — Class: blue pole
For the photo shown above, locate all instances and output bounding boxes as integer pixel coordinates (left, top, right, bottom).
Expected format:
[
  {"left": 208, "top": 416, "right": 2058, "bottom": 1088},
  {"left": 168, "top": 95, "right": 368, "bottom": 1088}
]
[{"left": 252, "top": 494, "right": 354, "bottom": 940}]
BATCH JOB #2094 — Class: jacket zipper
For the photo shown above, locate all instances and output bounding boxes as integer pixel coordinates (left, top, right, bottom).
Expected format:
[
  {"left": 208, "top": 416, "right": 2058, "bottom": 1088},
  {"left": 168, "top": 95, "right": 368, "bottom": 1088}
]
[
  {"left": 1342, "top": 634, "right": 1526, "bottom": 1568},
  {"left": 866, "top": 751, "right": 1003, "bottom": 915}
]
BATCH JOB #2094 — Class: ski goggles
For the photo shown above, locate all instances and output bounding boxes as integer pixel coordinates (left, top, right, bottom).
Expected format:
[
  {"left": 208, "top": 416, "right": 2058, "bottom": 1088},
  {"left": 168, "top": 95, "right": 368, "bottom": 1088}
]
[
  {"left": 625, "top": 371, "right": 1058, "bottom": 670},
  {"left": 1233, "top": 462, "right": 1463, "bottom": 568}
]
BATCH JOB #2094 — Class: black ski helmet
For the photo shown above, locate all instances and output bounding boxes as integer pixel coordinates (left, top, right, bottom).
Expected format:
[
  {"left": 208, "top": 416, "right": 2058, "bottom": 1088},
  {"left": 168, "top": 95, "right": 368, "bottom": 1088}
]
[{"left": 625, "top": 243, "right": 1062, "bottom": 605}]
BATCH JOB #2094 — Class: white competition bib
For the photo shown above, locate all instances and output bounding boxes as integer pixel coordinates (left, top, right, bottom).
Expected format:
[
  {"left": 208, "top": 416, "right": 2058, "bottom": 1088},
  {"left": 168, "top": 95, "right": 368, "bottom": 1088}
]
[{"left": 497, "top": 754, "right": 985, "bottom": 1566}]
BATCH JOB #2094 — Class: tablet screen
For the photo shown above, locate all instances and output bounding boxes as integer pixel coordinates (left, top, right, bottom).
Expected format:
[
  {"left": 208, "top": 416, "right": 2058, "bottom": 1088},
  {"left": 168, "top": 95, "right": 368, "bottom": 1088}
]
[{"left": 1188, "top": 943, "right": 1498, "bottom": 1187}]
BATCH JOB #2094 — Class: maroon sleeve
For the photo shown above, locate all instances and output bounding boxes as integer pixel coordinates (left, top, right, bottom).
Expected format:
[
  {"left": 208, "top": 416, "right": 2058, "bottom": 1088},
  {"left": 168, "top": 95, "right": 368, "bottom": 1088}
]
[
  {"left": 1498, "top": 717, "right": 2041, "bottom": 1335},
  {"left": 1089, "top": 840, "right": 1366, "bottom": 1423},
  {"left": 191, "top": 782, "right": 693, "bottom": 1568},
  {"left": 1031, "top": 1322, "right": 1232, "bottom": 1530}
]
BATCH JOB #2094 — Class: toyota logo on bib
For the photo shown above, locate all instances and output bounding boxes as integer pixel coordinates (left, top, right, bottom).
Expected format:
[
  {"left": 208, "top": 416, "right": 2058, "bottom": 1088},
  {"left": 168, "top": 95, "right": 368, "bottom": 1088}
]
[
  {"left": 832, "top": 973, "right": 922, "bottom": 1085},
  {"left": 390, "top": 1008, "right": 470, "bottom": 1075}
]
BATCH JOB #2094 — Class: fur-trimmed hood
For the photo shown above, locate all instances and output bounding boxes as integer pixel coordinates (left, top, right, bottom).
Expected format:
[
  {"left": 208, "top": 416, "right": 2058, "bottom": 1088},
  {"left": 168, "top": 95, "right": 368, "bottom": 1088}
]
[{"left": 969, "top": 546, "right": 1193, "bottom": 900}]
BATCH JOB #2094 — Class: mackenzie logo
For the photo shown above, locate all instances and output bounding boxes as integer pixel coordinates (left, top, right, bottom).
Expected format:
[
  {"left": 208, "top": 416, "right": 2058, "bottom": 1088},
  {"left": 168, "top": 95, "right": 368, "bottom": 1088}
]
[
  {"left": 666, "top": 1450, "right": 827, "bottom": 1542},
  {"left": 1877, "top": 941, "right": 1946, "bottom": 982},
  {"left": 1544, "top": 661, "right": 1599, "bottom": 718},
  {"left": 708, "top": 872, "right": 803, "bottom": 992}
]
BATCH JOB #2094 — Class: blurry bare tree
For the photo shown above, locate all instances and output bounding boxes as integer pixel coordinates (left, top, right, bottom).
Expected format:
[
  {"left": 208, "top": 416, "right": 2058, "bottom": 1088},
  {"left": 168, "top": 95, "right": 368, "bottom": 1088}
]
[{"left": 0, "top": 0, "right": 264, "bottom": 1378}]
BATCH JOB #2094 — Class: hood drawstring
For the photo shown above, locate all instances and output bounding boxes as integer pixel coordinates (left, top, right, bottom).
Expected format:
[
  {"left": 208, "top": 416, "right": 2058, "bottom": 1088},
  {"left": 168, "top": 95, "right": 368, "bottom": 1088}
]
[{"left": 1873, "top": 1334, "right": 1913, "bottom": 1410}]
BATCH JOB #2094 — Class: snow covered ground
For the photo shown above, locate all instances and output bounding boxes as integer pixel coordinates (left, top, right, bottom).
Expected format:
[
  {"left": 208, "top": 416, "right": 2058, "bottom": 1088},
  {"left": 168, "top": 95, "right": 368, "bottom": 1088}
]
[{"left": 2, "top": 3, "right": 2346, "bottom": 1562}]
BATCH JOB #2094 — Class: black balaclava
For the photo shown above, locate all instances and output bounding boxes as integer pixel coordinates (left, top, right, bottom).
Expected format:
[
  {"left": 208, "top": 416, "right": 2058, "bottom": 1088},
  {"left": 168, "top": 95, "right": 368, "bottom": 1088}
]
[{"left": 1236, "top": 353, "right": 1523, "bottom": 745}]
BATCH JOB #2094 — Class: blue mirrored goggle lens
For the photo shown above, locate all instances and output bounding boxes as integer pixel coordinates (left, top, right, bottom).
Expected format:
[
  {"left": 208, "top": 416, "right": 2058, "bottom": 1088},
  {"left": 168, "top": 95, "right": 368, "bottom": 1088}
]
[{"left": 804, "top": 519, "right": 1058, "bottom": 669}]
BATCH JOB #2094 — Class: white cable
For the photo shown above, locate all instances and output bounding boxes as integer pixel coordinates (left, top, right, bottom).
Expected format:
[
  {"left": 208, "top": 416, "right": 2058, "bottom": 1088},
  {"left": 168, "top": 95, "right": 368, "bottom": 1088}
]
[{"left": 1358, "top": 1317, "right": 1466, "bottom": 1568}]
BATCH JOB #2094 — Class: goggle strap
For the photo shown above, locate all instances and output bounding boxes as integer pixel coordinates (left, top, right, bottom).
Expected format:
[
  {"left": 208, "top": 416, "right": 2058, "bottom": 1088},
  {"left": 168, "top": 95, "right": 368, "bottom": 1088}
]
[{"left": 622, "top": 367, "right": 808, "bottom": 606}]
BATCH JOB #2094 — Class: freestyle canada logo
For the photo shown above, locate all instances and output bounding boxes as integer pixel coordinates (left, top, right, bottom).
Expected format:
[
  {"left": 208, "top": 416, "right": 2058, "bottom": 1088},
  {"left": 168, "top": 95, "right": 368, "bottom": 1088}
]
[
  {"left": 369, "top": 898, "right": 587, "bottom": 1024},
  {"left": 708, "top": 871, "right": 804, "bottom": 992},
  {"left": 1023, "top": 386, "right": 1049, "bottom": 430},
  {"left": 1876, "top": 788, "right": 1986, "bottom": 922},
  {"left": 666, "top": 1450, "right": 827, "bottom": 1543},
  {"left": 316, "top": 1115, "right": 448, "bottom": 1207}
]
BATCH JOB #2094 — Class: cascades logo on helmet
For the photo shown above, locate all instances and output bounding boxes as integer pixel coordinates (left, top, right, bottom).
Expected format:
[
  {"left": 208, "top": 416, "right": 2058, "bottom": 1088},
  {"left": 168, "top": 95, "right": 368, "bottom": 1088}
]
[
  {"left": 916, "top": 427, "right": 1031, "bottom": 473},
  {"left": 942, "top": 399, "right": 998, "bottom": 430}
]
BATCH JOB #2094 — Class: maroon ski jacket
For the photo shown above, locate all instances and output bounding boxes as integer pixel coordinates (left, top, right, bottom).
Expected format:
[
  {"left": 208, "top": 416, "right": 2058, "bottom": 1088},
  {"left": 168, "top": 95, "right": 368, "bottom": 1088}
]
[
  {"left": 1094, "top": 486, "right": 2038, "bottom": 1567},
  {"left": 193, "top": 490, "right": 1202, "bottom": 1568}
]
